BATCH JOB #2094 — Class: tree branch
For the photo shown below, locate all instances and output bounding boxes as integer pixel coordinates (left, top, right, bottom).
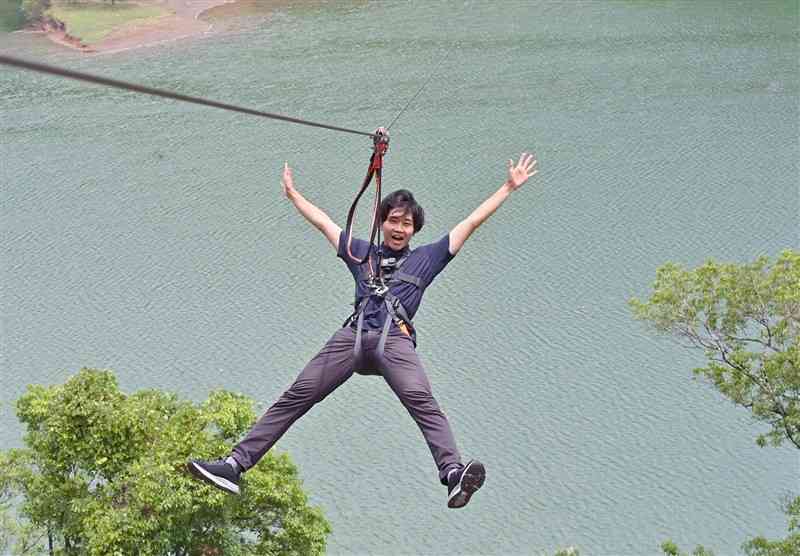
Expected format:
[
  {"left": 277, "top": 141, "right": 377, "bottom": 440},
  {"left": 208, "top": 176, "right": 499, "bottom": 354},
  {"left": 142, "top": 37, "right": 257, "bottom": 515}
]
[
  {"left": 714, "top": 348, "right": 798, "bottom": 449},
  {"left": 16, "top": 530, "right": 47, "bottom": 556},
  {"left": 784, "top": 420, "right": 800, "bottom": 449},
  {"left": 724, "top": 333, "right": 781, "bottom": 353}
]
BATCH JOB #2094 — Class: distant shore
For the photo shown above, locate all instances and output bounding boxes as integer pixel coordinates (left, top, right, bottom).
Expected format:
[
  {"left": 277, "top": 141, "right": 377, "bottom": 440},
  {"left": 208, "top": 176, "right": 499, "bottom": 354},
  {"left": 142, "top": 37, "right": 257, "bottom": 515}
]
[{"left": 42, "top": 0, "right": 233, "bottom": 54}]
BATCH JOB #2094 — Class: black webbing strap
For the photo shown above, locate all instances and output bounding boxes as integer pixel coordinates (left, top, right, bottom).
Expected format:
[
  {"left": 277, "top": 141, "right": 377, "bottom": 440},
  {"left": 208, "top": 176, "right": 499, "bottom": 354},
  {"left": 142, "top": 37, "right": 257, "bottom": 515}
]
[
  {"left": 352, "top": 297, "right": 370, "bottom": 361},
  {"left": 376, "top": 301, "right": 394, "bottom": 358},
  {"left": 377, "top": 295, "right": 416, "bottom": 357}
]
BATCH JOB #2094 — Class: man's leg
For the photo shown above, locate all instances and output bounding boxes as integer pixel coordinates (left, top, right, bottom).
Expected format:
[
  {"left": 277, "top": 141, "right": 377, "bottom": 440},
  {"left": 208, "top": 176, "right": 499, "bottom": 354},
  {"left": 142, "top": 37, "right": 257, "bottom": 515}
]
[
  {"left": 378, "top": 330, "right": 463, "bottom": 485},
  {"left": 232, "top": 327, "right": 357, "bottom": 470},
  {"left": 189, "top": 327, "right": 356, "bottom": 493},
  {"left": 378, "top": 330, "right": 485, "bottom": 507}
]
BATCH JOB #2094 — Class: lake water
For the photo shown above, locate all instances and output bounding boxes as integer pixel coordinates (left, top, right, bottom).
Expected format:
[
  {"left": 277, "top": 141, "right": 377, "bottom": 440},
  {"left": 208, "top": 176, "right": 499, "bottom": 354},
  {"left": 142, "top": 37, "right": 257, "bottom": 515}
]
[{"left": 1, "top": 1, "right": 798, "bottom": 554}]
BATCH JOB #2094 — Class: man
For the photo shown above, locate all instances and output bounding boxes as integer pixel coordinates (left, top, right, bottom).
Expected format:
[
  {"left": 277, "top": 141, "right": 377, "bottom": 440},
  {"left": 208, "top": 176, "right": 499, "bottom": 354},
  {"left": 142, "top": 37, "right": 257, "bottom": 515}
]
[{"left": 189, "top": 153, "right": 538, "bottom": 508}]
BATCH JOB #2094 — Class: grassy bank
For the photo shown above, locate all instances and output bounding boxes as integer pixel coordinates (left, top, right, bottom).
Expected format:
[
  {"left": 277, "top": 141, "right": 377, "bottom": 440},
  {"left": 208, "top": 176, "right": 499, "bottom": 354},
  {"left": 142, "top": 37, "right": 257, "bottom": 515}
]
[
  {"left": 0, "top": 0, "right": 24, "bottom": 32},
  {"left": 47, "top": 0, "right": 170, "bottom": 43}
]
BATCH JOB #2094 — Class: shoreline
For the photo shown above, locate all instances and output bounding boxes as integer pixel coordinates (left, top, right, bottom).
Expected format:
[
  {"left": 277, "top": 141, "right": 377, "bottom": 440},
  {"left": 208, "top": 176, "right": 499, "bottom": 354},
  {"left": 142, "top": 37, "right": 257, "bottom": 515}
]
[{"left": 42, "top": 0, "right": 234, "bottom": 55}]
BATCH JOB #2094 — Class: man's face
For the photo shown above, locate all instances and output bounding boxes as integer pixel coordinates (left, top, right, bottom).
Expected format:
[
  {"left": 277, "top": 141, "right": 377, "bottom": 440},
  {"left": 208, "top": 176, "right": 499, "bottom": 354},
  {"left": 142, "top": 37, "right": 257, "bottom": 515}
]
[{"left": 382, "top": 207, "right": 414, "bottom": 251}]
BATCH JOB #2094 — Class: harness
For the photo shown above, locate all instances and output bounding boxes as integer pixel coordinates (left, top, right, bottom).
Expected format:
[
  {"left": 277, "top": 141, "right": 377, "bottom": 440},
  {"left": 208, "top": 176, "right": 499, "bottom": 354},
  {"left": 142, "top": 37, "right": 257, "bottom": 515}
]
[
  {"left": 340, "top": 126, "right": 416, "bottom": 360},
  {"left": 344, "top": 247, "right": 423, "bottom": 361}
]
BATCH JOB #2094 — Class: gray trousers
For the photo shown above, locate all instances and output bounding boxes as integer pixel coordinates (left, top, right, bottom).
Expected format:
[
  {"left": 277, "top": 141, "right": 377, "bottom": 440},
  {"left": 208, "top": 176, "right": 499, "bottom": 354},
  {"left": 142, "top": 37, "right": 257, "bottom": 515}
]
[{"left": 232, "top": 325, "right": 462, "bottom": 484}]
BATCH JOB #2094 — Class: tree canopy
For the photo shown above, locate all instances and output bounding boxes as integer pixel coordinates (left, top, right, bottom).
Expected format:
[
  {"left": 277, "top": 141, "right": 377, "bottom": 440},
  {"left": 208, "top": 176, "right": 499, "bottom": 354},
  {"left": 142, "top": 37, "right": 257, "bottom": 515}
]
[
  {"left": 0, "top": 368, "right": 331, "bottom": 555},
  {"left": 631, "top": 249, "right": 799, "bottom": 556},
  {"left": 630, "top": 249, "right": 799, "bottom": 449}
]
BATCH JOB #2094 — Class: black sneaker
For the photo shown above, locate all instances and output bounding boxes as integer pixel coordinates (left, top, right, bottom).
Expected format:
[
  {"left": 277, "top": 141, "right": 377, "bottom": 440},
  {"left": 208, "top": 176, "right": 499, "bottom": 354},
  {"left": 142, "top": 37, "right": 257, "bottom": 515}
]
[
  {"left": 447, "top": 460, "right": 485, "bottom": 508},
  {"left": 187, "top": 459, "right": 241, "bottom": 495}
]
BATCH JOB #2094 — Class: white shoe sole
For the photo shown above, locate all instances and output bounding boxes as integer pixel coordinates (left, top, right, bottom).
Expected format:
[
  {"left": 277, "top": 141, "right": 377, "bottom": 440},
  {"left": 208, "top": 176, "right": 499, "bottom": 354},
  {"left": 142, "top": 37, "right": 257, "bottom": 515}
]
[
  {"left": 188, "top": 461, "right": 240, "bottom": 495},
  {"left": 447, "top": 460, "right": 485, "bottom": 508}
]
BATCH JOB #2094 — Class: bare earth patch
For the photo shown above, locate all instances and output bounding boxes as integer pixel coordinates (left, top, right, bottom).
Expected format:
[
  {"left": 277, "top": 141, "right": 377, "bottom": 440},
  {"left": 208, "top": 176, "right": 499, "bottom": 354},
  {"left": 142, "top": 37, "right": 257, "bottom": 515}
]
[{"left": 47, "top": 0, "right": 234, "bottom": 54}]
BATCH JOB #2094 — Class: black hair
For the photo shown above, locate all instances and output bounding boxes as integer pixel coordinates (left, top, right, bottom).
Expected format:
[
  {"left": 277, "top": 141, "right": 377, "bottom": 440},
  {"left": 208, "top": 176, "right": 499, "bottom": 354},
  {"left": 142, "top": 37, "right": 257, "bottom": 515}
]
[{"left": 380, "top": 189, "right": 425, "bottom": 233}]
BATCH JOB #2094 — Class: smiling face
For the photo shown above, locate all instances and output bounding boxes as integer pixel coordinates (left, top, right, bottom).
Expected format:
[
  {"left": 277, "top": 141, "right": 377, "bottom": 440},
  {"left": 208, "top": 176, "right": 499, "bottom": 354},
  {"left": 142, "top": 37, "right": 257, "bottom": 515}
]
[{"left": 382, "top": 207, "right": 415, "bottom": 251}]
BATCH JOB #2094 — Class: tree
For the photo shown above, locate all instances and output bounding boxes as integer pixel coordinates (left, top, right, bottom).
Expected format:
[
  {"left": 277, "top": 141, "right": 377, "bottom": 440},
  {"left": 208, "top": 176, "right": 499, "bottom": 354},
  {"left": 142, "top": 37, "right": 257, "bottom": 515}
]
[
  {"left": 661, "top": 540, "right": 715, "bottom": 556},
  {"left": 742, "top": 495, "right": 800, "bottom": 556},
  {"left": 0, "top": 368, "right": 331, "bottom": 555},
  {"left": 660, "top": 498, "right": 800, "bottom": 556},
  {"left": 631, "top": 250, "right": 799, "bottom": 555},
  {"left": 630, "top": 250, "right": 799, "bottom": 449}
]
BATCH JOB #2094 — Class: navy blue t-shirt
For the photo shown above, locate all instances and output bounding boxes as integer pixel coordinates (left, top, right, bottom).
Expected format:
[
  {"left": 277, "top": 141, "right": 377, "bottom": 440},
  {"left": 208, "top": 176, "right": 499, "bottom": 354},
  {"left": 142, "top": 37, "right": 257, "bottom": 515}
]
[{"left": 337, "top": 231, "right": 455, "bottom": 331}]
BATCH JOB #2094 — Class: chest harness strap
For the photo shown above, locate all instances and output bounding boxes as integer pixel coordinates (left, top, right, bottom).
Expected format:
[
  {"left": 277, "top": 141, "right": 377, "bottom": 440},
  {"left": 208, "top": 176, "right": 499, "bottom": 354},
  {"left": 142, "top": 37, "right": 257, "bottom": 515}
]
[{"left": 345, "top": 250, "right": 422, "bottom": 362}]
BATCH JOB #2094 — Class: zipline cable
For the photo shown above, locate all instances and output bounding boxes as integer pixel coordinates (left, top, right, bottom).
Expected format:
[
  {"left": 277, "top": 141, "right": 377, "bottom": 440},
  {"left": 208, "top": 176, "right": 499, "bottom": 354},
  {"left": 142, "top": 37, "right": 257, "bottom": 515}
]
[
  {"left": 343, "top": 49, "right": 451, "bottom": 266},
  {"left": 1, "top": 52, "right": 450, "bottom": 272},
  {"left": 345, "top": 49, "right": 451, "bottom": 268},
  {"left": 0, "top": 55, "right": 376, "bottom": 138},
  {"left": 386, "top": 48, "right": 450, "bottom": 132}
]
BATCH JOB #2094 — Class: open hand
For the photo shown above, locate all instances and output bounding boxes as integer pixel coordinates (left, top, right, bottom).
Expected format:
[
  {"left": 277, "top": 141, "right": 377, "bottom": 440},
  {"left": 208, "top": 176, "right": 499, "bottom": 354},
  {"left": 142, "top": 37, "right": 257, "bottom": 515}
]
[
  {"left": 506, "top": 152, "right": 538, "bottom": 191},
  {"left": 281, "top": 162, "right": 296, "bottom": 199}
]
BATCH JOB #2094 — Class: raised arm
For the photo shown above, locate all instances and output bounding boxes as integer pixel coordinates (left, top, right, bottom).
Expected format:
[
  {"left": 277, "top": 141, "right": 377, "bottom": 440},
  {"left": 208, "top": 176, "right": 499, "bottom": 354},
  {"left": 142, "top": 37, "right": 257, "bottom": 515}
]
[
  {"left": 448, "top": 153, "right": 538, "bottom": 255},
  {"left": 281, "top": 162, "right": 341, "bottom": 250}
]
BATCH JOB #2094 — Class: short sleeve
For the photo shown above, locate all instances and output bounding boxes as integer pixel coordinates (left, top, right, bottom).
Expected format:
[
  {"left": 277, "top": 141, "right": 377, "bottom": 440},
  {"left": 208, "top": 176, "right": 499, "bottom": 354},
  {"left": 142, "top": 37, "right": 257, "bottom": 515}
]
[
  {"left": 415, "top": 233, "right": 455, "bottom": 284},
  {"left": 338, "top": 230, "right": 371, "bottom": 263},
  {"left": 336, "top": 230, "right": 376, "bottom": 276}
]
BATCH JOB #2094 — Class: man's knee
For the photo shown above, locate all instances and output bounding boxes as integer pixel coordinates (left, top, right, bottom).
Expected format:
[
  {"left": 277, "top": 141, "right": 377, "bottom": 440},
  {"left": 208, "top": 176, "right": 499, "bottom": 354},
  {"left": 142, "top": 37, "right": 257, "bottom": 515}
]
[
  {"left": 398, "top": 386, "right": 441, "bottom": 414},
  {"left": 281, "top": 376, "right": 324, "bottom": 406}
]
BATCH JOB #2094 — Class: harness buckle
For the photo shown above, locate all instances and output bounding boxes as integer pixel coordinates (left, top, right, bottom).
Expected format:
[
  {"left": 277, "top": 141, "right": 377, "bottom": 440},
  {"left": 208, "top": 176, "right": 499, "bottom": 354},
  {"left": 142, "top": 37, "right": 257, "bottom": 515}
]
[
  {"left": 369, "top": 128, "right": 389, "bottom": 170},
  {"left": 373, "top": 282, "right": 389, "bottom": 297},
  {"left": 366, "top": 276, "right": 389, "bottom": 297}
]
